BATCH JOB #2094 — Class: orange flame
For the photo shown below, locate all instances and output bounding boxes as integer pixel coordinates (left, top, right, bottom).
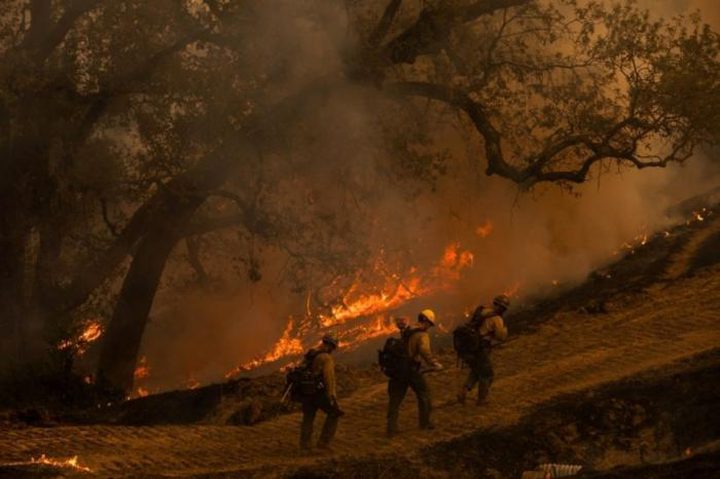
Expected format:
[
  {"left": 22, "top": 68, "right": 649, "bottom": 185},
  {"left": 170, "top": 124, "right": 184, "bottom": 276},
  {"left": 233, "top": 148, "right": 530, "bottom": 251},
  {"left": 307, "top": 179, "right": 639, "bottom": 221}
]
[
  {"left": 57, "top": 319, "right": 103, "bottom": 355},
  {"left": 225, "top": 318, "right": 304, "bottom": 377},
  {"left": 30, "top": 454, "right": 92, "bottom": 472},
  {"left": 475, "top": 220, "right": 493, "bottom": 238},
  {"left": 134, "top": 356, "right": 150, "bottom": 380},
  {"left": 225, "top": 242, "right": 474, "bottom": 377}
]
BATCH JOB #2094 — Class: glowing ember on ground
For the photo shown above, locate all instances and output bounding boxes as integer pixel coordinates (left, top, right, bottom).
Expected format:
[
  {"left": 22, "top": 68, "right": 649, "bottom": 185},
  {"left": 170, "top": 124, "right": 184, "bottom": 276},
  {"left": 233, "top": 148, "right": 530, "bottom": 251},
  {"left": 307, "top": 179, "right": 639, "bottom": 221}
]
[
  {"left": 475, "top": 220, "right": 493, "bottom": 238},
  {"left": 29, "top": 454, "right": 92, "bottom": 472}
]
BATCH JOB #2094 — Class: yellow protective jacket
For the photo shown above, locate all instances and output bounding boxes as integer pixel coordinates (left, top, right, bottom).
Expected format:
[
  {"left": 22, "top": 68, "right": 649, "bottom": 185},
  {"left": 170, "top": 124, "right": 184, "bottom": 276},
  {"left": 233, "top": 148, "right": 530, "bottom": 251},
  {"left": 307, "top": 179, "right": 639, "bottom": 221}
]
[
  {"left": 311, "top": 352, "right": 336, "bottom": 399},
  {"left": 407, "top": 330, "right": 438, "bottom": 368},
  {"left": 476, "top": 307, "right": 508, "bottom": 342}
]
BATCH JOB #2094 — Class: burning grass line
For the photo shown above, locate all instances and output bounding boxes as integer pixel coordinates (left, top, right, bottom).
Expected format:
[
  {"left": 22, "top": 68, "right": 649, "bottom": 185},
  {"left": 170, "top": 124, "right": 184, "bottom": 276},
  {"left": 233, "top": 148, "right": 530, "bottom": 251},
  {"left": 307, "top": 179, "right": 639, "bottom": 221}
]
[{"left": 3, "top": 454, "right": 93, "bottom": 473}]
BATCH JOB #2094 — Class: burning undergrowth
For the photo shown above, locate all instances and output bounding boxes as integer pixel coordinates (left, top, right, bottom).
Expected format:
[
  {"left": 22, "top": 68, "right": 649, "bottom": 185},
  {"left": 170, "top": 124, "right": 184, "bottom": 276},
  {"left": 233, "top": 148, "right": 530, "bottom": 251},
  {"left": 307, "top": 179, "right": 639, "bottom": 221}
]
[
  {"left": 224, "top": 241, "right": 475, "bottom": 378},
  {"left": 56, "top": 189, "right": 720, "bottom": 401},
  {"left": 29, "top": 201, "right": 715, "bottom": 428}
]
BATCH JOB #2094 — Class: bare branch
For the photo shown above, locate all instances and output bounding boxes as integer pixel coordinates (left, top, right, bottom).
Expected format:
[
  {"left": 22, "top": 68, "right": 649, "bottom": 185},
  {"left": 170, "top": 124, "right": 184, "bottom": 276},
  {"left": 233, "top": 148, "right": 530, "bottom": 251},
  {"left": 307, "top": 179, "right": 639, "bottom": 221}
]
[{"left": 368, "top": 0, "right": 402, "bottom": 48}]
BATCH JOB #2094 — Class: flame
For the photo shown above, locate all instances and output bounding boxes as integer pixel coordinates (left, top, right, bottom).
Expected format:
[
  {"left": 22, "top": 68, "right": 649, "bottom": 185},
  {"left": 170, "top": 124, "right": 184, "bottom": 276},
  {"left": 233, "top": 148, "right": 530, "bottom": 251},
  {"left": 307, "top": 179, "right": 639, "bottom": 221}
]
[
  {"left": 80, "top": 321, "right": 102, "bottom": 342},
  {"left": 30, "top": 454, "right": 92, "bottom": 472},
  {"left": 475, "top": 220, "right": 493, "bottom": 238},
  {"left": 337, "top": 316, "right": 398, "bottom": 348},
  {"left": 225, "top": 242, "right": 474, "bottom": 377},
  {"left": 135, "top": 387, "right": 149, "bottom": 398},
  {"left": 225, "top": 318, "right": 304, "bottom": 377},
  {"left": 134, "top": 356, "right": 150, "bottom": 380},
  {"left": 57, "top": 319, "right": 103, "bottom": 355}
]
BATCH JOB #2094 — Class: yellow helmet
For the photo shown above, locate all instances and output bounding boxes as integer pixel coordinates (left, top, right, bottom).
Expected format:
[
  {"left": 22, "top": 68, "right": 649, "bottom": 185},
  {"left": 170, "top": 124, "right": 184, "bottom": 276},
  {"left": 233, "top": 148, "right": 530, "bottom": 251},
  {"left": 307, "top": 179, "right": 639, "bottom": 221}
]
[{"left": 418, "top": 309, "right": 436, "bottom": 326}]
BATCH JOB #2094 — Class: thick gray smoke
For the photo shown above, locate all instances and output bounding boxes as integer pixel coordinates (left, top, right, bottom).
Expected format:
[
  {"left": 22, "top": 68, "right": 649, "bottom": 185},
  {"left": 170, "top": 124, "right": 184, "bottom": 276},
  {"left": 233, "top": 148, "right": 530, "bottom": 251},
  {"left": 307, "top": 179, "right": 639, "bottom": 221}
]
[{"left": 118, "top": 0, "right": 720, "bottom": 392}]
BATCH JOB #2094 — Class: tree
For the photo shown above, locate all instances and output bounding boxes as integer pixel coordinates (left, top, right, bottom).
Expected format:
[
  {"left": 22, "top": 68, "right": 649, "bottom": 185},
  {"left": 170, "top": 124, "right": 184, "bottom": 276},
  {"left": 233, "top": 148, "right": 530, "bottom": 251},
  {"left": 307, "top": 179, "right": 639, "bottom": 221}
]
[{"left": 1, "top": 0, "right": 717, "bottom": 395}]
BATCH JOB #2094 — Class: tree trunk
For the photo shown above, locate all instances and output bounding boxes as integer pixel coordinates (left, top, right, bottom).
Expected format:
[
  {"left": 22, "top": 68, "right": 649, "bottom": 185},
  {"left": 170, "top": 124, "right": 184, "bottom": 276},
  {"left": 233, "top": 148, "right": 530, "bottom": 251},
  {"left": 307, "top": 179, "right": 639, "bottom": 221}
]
[
  {"left": 0, "top": 227, "right": 28, "bottom": 366},
  {"left": 95, "top": 194, "right": 205, "bottom": 396}
]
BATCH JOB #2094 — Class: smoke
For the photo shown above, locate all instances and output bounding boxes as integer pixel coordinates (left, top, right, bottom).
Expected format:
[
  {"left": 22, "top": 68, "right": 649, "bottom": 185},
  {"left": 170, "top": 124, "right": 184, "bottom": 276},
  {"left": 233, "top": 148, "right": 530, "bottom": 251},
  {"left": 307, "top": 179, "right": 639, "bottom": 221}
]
[{"left": 120, "top": 0, "right": 720, "bottom": 392}]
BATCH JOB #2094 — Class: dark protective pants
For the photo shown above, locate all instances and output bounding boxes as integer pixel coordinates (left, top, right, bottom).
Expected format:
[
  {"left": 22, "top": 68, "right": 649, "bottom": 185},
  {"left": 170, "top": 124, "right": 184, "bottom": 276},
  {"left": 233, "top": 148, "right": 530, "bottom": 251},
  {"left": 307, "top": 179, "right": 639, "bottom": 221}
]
[
  {"left": 300, "top": 393, "right": 340, "bottom": 448},
  {"left": 387, "top": 367, "right": 432, "bottom": 434},
  {"left": 462, "top": 343, "right": 494, "bottom": 401}
]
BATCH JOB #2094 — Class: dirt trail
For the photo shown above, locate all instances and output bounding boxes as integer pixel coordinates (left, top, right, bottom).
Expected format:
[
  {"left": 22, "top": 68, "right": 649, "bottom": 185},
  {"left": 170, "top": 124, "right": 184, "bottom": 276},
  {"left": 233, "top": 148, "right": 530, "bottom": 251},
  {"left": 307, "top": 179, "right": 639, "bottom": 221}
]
[{"left": 2, "top": 225, "right": 720, "bottom": 477}]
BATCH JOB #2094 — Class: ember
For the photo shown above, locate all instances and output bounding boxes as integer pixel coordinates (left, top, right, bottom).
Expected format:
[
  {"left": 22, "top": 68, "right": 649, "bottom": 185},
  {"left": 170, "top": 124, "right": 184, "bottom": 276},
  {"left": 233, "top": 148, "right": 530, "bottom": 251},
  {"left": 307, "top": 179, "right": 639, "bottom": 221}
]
[
  {"left": 134, "top": 356, "right": 150, "bottom": 380},
  {"left": 475, "top": 220, "right": 494, "bottom": 238}
]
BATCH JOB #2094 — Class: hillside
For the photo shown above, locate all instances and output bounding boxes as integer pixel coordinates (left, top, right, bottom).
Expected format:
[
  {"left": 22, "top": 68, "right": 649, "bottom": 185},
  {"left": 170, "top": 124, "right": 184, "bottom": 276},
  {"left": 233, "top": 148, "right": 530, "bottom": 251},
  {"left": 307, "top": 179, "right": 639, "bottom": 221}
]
[{"left": 1, "top": 207, "right": 719, "bottom": 478}]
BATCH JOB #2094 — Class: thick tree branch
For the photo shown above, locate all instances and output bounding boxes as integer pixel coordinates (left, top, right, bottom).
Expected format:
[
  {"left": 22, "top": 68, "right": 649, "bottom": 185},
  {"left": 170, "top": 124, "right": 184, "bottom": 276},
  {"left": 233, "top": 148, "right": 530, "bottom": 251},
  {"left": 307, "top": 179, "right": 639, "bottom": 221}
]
[
  {"left": 387, "top": 80, "right": 690, "bottom": 186},
  {"left": 368, "top": 0, "right": 403, "bottom": 47},
  {"left": 22, "top": 0, "right": 104, "bottom": 62},
  {"left": 74, "top": 30, "right": 208, "bottom": 150},
  {"left": 385, "top": 81, "right": 521, "bottom": 181},
  {"left": 384, "top": 0, "right": 531, "bottom": 64}
]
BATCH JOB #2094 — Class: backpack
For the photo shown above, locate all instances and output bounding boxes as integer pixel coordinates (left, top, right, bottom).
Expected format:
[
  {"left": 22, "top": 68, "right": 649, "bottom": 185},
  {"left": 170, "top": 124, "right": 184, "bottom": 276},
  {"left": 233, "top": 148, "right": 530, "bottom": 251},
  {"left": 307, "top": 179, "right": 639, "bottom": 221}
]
[
  {"left": 285, "top": 350, "right": 324, "bottom": 402},
  {"left": 378, "top": 328, "right": 420, "bottom": 379},
  {"left": 452, "top": 323, "right": 480, "bottom": 356}
]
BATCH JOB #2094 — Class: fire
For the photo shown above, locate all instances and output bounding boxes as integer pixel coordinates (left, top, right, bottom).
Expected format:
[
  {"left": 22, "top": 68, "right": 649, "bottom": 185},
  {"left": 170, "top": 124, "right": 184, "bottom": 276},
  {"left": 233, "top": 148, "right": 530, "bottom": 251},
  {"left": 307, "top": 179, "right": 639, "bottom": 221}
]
[
  {"left": 225, "top": 241, "right": 474, "bottom": 377},
  {"left": 135, "top": 387, "right": 149, "bottom": 397},
  {"left": 475, "top": 220, "right": 493, "bottom": 238},
  {"left": 687, "top": 208, "right": 711, "bottom": 225},
  {"left": 80, "top": 321, "right": 102, "bottom": 342},
  {"left": 337, "top": 316, "right": 398, "bottom": 348},
  {"left": 225, "top": 318, "right": 304, "bottom": 377},
  {"left": 134, "top": 356, "right": 150, "bottom": 380},
  {"left": 321, "top": 277, "right": 422, "bottom": 327},
  {"left": 30, "top": 454, "right": 92, "bottom": 472},
  {"left": 57, "top": 319, "right": 103, "bottom": 355}
]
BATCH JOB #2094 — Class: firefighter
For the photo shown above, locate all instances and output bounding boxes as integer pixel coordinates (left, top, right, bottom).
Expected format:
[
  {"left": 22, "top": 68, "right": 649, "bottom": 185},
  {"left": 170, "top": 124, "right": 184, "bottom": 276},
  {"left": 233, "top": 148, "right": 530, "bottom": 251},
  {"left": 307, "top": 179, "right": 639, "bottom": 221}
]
[
  {"left": 393, "top": 316, "right": 410, "bottom": 333},
  {"left": 386, "top": 309, "right": 443, "bottom": 437},
  {"left": 457, "top": 294, "right": 509, "bottom": 405},
  {"left": 299, "top": 334, "right": 343, "bottom": 451}
]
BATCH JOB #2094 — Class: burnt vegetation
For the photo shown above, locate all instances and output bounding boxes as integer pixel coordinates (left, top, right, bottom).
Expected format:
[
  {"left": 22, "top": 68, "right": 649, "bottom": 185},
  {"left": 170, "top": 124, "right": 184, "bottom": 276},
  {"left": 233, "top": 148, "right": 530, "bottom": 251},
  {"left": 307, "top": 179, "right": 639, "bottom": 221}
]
[{"left": 1, "top": 0, "right": 719, "bottom": 402}]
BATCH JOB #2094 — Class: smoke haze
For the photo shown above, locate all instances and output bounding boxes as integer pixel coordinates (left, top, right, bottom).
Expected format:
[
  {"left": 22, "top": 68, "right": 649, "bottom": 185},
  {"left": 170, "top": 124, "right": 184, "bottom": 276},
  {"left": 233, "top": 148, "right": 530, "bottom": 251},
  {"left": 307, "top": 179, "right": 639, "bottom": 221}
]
[{"left": 95, "top": 0, "right": 720, "bottom": 392}]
